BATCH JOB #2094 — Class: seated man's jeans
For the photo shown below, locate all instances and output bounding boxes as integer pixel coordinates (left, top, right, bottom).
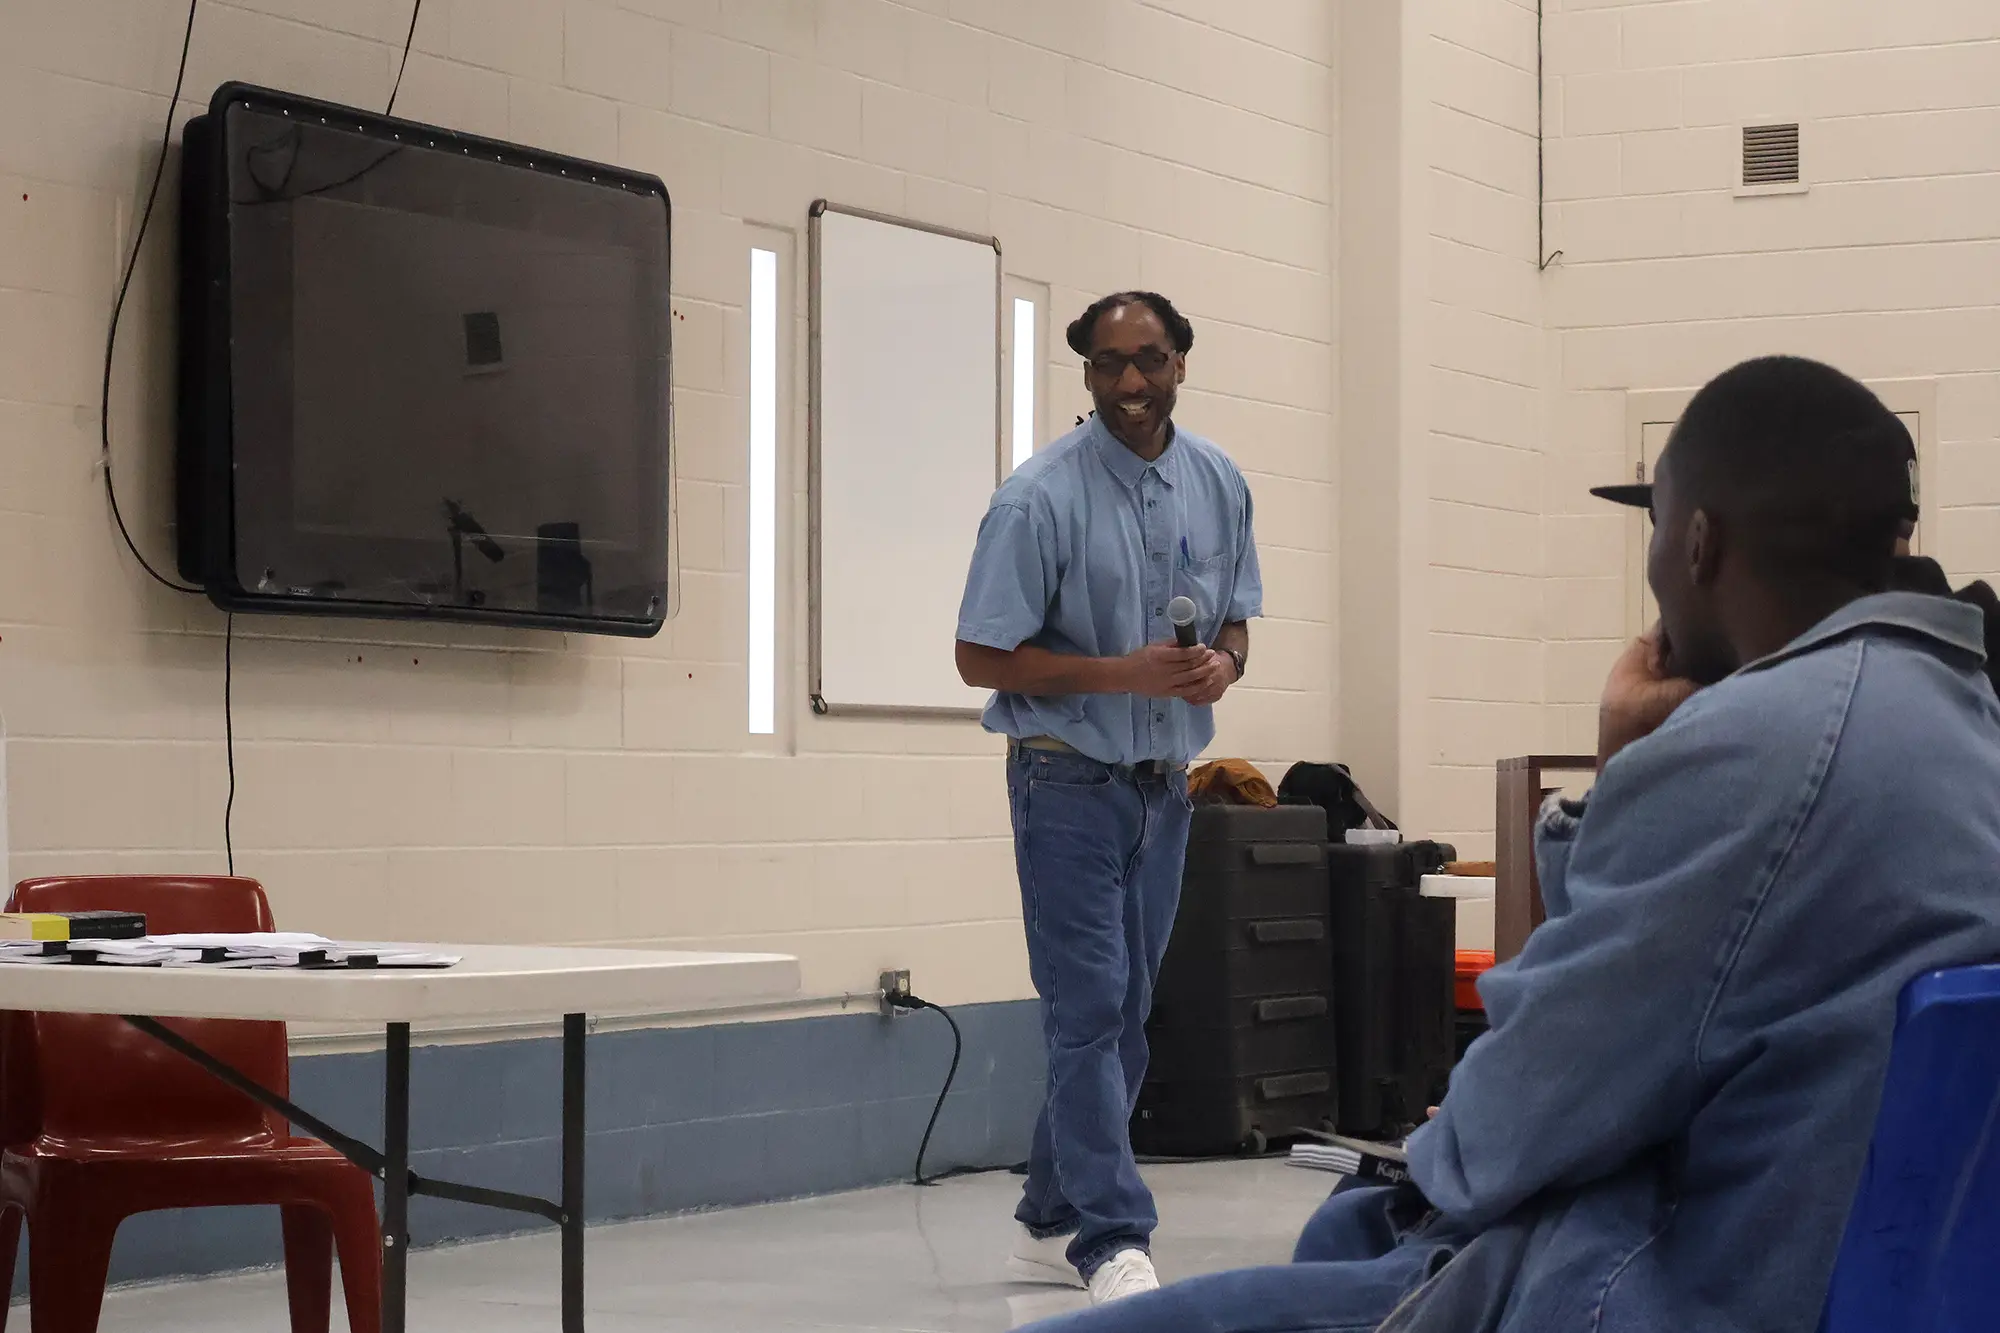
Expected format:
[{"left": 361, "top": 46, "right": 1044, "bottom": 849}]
[
  {"left": 1020, "top": 1182, "right": 1467, "bottom": 1333},
  {"left": 1291, "top": 1178, "right": 1440, "bottom": 1263}
]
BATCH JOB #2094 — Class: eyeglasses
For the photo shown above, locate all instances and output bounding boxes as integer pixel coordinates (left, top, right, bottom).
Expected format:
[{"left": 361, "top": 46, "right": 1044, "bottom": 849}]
[{"left": 1086, "top": 348, "right": 1174, "bottom": 379}]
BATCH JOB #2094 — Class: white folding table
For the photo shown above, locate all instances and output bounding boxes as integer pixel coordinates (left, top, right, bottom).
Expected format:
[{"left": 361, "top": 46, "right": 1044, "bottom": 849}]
[{"left": 0, "top": 944, "right": 802, "bottom": 1333}]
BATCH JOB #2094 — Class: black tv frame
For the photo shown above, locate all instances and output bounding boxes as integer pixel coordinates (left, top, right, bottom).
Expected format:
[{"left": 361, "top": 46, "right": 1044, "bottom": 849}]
[{"left": 176, "top": 82, "right": 673, "bottom": 637}]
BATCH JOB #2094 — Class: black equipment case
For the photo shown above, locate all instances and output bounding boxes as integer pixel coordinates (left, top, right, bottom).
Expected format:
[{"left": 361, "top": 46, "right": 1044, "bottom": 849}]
[
  {"left": 1327, "top": 840, "right": 1458, "bottom": 1137},
  {"left": 1133, "top": 804, "right": 1337, "bottom": 1156}
]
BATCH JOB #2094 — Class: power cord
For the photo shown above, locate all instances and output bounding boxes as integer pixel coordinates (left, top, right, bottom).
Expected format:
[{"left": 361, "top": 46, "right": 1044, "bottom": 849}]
[
  {"left": 97, "top": 0, "right": 224, "bottom": 870},
  {"left": 103, "top": 2, "right": 427, "bottom": 874},
  {"left": 223, "top": 612, "right": 236, "bottom": 875},
  {"left": 886, "top": 991, "right": 964, "bottom": 1186},
  {"left": 102, "top": 0, "right": 201, "bottom": 595},
  {"left": 110, "top": 3, "right": 428, "bottom": 588},
  {"left": 887, "top": 986, "right": 1034, "bottom": 1187},
  {"left": 386, "top": 1, "right": 423, "bottom": 117}
]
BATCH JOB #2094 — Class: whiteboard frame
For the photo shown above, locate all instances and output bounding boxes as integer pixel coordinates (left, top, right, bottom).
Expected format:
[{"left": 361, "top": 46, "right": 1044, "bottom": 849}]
[{"left": 806, "top": 200, "right": 1004, "bottom": 720}]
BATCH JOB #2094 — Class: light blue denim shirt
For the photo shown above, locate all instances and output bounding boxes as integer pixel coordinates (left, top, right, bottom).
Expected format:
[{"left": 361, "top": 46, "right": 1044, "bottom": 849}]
[
  {"left": 1392, "top": 592, "right": 2000, "bottom": 1333},
  {"left": 955, "top": 415, "right": 1261, "bottom": 766}
]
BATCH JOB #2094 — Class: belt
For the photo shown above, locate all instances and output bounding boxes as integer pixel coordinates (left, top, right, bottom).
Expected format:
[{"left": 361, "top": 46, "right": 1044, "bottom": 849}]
[{"left": 1012, "top": 736, "right": 1188, "bottom": 777}]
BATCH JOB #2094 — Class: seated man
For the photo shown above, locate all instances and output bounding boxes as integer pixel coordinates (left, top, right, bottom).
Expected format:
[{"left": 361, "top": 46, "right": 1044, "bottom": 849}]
[{"left": 1022, "top": 355, "right": 2000, "bottom": 1333}]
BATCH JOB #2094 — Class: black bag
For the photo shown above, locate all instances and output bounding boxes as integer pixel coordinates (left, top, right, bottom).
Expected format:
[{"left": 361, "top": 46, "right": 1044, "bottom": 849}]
[{"left": 1277, "top": 763, "right": 1397, "bottom": 838}]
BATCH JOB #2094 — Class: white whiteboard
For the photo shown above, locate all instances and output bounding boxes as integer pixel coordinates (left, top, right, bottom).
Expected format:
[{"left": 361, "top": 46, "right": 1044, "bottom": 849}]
[{"left": 809, "top": 204, "right": 1000, "bottom": 715}]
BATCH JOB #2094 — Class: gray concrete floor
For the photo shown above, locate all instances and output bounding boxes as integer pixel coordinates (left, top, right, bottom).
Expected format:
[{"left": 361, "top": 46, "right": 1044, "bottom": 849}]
[{"left": 87, "top": 1160, "right": 1332, "bottom": 1332}]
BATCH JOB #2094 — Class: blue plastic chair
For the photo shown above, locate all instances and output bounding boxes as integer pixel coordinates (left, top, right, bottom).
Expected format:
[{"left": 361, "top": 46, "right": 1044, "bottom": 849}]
[{"left": 1821, "top": 964, "right": 2000, "bottom": 1333}]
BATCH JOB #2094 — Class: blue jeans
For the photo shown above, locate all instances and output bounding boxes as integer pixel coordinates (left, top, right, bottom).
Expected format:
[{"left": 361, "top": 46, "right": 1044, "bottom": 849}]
[
  {"left": 1008, "top": 746, "right": 1192, "bottom": 1278},
  {"left": 1020, "top": 1182, "right": 1464, "bottom": 1333}
]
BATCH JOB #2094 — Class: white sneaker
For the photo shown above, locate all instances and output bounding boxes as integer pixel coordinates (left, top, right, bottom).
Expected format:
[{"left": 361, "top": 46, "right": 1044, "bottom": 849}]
[
  {"left": 1087, "top": 1249, "right": 1159, "bottom": 1305},
  {"left": 1006, "top": 1227, "right": 1085, "bottom": 1289}
]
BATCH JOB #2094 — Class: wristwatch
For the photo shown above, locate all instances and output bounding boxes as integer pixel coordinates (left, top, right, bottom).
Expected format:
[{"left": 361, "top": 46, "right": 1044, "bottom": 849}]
[{"left": 1223, "top": 647, "right": 1246, "bottom": 682}]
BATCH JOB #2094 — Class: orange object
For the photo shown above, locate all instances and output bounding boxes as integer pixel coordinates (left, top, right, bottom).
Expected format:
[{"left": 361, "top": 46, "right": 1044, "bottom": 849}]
[
  {"left": 1455, "top": 949, "right": 1496, "bottom": 1012},
  {"left": 1187, "top": 759, "right": 1278, "bottom": 807},
  {"left": 1445, "top": 861, "right": 1496, "bottom": 878},
  {"left": 0, "top": 876, "right": 381, "bottom": 1333}
]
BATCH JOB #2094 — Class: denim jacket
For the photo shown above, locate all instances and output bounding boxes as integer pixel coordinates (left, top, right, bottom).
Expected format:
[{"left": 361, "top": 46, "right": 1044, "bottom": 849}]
[{"left": 1391, "top": 593, "right": 2000, "bottom": 1333}]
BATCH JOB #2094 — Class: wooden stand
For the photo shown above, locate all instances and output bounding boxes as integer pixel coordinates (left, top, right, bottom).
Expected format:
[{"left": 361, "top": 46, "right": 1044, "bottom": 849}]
[{"left": 1495, "top": 756, "right": 1595, "bottom": 962}]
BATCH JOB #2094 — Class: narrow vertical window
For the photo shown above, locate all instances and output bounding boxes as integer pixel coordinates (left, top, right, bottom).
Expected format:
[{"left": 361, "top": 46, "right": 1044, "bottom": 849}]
[
  {"left": 1011, "top": 296, "right": 1037, "bottom": 470},
  {"left": 748, "top": 248, "right": 778, "bottom": 735}
]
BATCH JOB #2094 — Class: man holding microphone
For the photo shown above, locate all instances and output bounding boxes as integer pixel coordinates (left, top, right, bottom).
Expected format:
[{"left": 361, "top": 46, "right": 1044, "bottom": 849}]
[{"left": 955, "top": 291, "right": 1262, "bottom": 1304}]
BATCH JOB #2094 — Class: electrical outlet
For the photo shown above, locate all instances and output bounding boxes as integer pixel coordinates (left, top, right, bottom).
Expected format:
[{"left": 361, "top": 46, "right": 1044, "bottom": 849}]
[{"left": 879, "top": 968, "right": 912, "bottom": 1015}]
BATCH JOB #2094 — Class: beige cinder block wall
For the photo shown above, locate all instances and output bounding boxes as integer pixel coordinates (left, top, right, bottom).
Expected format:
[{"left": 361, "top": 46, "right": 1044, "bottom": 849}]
[
  {"left": 1539, "top": 0, "right": 2000, "bottom": 750},
  {"left": 1339, "top": 0, "right": 1549, "bottom": 861},
  {"left": 1344, "top": 0, "right": 2000, "bottom": 858},
  {"left": 0, "top": 0, "right": 1341, "bottom": 1009}
]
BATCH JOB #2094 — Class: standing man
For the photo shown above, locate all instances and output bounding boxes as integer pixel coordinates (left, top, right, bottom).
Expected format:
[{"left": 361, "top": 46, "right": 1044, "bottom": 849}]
[{"left": 954, "top": 292, "right": 1262, "bottom": 1305}]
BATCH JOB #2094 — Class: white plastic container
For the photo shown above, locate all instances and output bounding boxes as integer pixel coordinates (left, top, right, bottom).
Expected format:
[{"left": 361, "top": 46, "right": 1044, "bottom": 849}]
[{"left": 1419, "top": 874, "right": 1495, "bottom": 952}]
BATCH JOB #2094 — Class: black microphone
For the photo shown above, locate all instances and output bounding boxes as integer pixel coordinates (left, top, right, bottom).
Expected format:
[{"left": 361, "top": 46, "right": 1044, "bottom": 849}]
[{"left": 1168, "top": 595, "right": 1200, "bottom": 648}]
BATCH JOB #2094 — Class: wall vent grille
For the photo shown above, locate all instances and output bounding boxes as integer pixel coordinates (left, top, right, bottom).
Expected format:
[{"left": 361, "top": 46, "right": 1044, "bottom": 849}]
[{"left": 1742, "top": 123, "right": 1801, "bottom": 187}]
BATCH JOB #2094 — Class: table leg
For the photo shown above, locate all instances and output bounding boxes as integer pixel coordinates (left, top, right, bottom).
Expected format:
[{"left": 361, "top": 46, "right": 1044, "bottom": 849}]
[
  {"left": 122, "top": 1012, "right": 582, "bottom": 1330},
  {"left": 383, "top": 1021, "right": 412, "bottom": 1333},
  {"left": 562, "top": 1013, "right": 586, "bottom": 1333}
]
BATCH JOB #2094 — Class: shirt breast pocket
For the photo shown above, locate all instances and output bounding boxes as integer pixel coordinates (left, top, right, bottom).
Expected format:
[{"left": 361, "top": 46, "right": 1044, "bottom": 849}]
[{"left": 1179, "top": 551, "right": 1232, "bottom": 631}]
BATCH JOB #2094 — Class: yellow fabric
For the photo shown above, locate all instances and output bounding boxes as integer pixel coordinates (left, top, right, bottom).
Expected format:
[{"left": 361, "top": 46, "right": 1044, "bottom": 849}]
[{"left": 1187, "top": 759, "right": 1278, "bottom": 808}]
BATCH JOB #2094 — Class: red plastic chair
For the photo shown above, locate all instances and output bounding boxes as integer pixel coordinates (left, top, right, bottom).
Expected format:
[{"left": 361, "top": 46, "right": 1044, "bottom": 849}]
[{"left": 0, "top": 876, "right": 381, "bottom": 1333}]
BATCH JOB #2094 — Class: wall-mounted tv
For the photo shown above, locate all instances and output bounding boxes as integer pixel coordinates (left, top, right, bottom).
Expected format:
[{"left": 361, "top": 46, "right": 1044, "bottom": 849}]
[{"left": 177, "top": 83, "right": 673, "bottom": 636}]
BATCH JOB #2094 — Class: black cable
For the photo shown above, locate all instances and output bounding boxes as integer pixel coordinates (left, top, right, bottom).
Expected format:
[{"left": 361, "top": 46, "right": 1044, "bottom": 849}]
[
  {"left": 96, "top": 0, "right": 240, "bottom": 878},
  {"left": 908, "top": 997, "right": 962, "bottom": 1185},
  {"left": 243, "top": 123, "right": 306, "bottom": 199},
  {"left": 240, "top": 0, "right": 418, "bottom": 207},
  {"left": 887, "top": 994, "right": 975, "bottom": 1186},
  {"left": 298, "top": 146, "right": 404, "bottom": 199},
  {"left": 224, "top": 613, "right": 236, "bottom": 876},
  {"left": 102, "top": 0, "right": 202, "bottom": 595},
  {"left": 889, "top": 992, "right": 1037, "bottom": 1187},
  {"left": 231, "top": 5, "right": 417, "bottom": 207},
  {"left": 103, "top": 1, "right": 417, "bottom": 880},
  {"left": 1536, "top": 0, "right": 1562, "bottom": 272},
  {"left": 385, "top": 0, "right": 423, "bottom": 117},
  {"left": 236, "top": 144, "right": 406, "bottom": 207}
]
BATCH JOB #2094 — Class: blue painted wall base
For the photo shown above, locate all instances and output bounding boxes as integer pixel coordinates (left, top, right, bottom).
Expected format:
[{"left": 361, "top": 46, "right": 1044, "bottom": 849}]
[{"left": 8, "top": 998, "right": 1044, "bottom": 1293}]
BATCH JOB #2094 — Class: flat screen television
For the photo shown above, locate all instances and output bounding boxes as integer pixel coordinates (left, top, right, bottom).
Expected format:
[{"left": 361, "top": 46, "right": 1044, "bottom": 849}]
[{"left": 177, "top": 83, "right": 673, "bottom": 636}]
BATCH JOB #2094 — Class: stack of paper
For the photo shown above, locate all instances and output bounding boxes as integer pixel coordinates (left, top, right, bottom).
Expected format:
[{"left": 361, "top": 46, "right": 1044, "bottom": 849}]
[
  {"left": 0, "top": 933, "right": 461, "bottom": 969},
  {"left": 63, "top": 939, "right": 183, "bottom": 966},
  {"left": 0, "top": 941, "right": 78, "bottom": 965},
  {"left": 150, "top": 933, "right": 344, "bottom": 967},
  {"left": 0, "top": 938, "right": 181, "bottom": 966},
  {"left": 149, "top": 935, "right": 461, "bottom": 969}
]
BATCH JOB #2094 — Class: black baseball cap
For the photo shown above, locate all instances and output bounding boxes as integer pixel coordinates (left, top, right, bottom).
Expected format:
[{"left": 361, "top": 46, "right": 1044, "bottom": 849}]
[
  {"left": 1592, "top": 356, "right": 1920, "bottom": 520},
  {"left": 1590, "top": 481, "right": 1655, "bottom": 510}
]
